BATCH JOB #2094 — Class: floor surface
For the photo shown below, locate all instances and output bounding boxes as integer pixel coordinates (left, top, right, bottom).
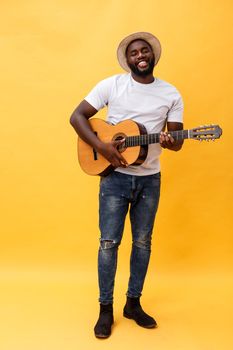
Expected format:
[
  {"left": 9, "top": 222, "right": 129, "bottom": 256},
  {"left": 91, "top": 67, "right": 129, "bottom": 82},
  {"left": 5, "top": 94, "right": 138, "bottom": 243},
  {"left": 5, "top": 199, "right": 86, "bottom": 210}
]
[{"left": 0, "top": 267, "right": 232, "bottom": 350}]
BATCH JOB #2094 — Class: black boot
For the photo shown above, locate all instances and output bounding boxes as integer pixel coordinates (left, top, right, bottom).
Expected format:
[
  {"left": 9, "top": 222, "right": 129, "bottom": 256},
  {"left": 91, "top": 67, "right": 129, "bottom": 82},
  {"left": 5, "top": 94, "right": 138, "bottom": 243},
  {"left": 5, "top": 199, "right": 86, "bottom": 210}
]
[
  {"left": 94, "top": 303, "right": 114, "bottom": 338},
  {"left": 123, "top": 297, "right": 157, "bottom": 328}
]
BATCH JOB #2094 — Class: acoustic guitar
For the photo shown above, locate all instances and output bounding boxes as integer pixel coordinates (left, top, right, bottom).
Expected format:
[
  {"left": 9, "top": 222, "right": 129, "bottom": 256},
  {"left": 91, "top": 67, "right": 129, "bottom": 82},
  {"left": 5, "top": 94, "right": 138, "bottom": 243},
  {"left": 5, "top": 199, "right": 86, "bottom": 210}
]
[{"left": 77, "top": 118, "right": 222, "bottom": 176}]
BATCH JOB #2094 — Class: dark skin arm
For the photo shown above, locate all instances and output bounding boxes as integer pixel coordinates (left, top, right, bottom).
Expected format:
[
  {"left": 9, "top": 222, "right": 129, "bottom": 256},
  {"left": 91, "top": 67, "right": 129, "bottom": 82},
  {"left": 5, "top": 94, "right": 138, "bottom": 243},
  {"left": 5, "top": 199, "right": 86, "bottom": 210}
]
[
  {"left": 159, "top": 122, "right": 184, "bottom": 151},
  {"left": 70, "top": 100, "right": 128, "bottom": 168}
]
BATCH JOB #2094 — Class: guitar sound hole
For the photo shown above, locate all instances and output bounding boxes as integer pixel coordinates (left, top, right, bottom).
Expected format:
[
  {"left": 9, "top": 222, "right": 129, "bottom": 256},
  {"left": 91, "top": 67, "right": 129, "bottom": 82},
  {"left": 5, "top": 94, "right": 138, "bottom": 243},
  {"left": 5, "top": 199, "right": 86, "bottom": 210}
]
[{"left": 114, "top": 133, "right": 126, "bottom": 153}]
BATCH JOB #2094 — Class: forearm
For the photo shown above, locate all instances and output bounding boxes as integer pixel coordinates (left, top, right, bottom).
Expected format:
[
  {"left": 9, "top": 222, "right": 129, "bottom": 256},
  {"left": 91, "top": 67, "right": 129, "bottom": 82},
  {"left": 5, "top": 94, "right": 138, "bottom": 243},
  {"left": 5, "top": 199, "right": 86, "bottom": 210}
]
[
  {"left": 70, "top": 100, "right": 105, "bottom": 152},
  {"left": 70, "top": 111, "right": 103, "bottom": 151},
  {"left": 70, "top": 102, "right": 128, "bottom": 168}
]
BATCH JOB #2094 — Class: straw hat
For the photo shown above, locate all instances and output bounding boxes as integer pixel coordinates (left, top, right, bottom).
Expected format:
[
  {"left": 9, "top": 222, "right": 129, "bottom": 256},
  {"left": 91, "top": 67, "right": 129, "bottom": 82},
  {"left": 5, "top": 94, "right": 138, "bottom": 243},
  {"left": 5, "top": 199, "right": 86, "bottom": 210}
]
[{"left": 117, "top": 32, "right": 161, "bottom": 72}]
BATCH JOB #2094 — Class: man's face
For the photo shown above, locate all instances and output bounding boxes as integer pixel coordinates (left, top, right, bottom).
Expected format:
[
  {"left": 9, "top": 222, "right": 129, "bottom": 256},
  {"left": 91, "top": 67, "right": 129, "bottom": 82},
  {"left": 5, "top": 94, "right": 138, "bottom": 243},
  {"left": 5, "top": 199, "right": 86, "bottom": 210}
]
[{"left": 126, "top": 39, "right": 155, "bottom": 77}]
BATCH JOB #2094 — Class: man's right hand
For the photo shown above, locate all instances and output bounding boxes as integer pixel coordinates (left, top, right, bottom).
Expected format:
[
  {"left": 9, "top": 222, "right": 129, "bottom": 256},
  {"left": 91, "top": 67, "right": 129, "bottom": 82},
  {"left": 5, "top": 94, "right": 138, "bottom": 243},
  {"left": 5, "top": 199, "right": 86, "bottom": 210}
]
[{"left": 98, "top": 139, "right": 128, "bottom": 168}]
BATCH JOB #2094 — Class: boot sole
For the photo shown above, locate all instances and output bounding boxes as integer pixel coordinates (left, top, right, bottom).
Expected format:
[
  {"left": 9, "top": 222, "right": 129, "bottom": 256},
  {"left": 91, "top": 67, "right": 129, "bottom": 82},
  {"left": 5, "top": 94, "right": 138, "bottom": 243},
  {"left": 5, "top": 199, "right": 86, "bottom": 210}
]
[
  {"left": 95, "top": 333, "right": 111, "bottom": 339},
  {"left": 123, "top": 311, "right": 157, "bottom": 329}
]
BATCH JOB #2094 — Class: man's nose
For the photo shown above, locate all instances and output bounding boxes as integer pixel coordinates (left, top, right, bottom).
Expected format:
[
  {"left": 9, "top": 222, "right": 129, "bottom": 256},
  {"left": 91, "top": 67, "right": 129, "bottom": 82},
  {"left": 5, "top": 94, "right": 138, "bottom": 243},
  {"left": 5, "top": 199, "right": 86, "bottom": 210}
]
[{"left": 137, "top": 51, "right": 145, "bottom": 59}]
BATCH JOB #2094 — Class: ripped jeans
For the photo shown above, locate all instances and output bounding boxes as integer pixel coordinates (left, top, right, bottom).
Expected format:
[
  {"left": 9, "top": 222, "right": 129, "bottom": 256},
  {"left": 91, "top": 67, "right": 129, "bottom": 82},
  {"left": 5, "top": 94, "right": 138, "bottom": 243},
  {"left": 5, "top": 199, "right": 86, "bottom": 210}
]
[{"left": 98, "top": 171, "right": 161, "bottom": 304}]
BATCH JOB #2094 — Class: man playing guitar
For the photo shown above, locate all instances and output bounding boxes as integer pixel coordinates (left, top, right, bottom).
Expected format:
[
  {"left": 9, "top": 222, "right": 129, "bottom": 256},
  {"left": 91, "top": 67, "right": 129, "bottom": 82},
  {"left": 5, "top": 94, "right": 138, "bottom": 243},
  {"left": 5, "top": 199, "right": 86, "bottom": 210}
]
[{"left": 70, "top": 32, "right": 184, "bottom": 338}]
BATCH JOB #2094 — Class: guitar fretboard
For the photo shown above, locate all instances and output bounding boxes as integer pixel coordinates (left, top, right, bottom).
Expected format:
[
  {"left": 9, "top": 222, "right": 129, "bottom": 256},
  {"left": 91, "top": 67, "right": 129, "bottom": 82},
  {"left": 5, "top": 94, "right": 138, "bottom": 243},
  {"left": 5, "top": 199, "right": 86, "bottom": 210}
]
[{"left": 125, "top": 130, "right": 189, "bottom": 147}]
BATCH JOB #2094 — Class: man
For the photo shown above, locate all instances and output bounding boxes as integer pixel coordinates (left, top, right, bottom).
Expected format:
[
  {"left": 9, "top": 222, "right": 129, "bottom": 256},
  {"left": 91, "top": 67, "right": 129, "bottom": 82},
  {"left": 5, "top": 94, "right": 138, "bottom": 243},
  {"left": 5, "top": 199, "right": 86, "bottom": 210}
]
[{"left": 70, "top": 32, "right": 184, "bottom": 338}]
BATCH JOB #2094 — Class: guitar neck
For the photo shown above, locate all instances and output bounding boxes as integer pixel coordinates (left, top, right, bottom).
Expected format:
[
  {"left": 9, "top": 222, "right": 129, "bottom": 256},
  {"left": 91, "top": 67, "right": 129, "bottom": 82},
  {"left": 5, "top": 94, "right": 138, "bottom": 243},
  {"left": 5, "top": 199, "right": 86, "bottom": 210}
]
[{"left": 125, "top": 129, "right": 189, "bottom": 147}]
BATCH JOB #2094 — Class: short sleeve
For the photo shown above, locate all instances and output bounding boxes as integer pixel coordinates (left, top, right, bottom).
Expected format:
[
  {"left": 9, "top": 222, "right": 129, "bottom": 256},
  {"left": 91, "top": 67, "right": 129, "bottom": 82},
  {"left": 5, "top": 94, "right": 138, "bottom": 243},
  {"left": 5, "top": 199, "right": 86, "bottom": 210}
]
[
  {"left": 84, "top": 76, "right": 114, "bottom": 111},
  {"left": 167, "top": 95, "right": 184, "bottom": 123}
]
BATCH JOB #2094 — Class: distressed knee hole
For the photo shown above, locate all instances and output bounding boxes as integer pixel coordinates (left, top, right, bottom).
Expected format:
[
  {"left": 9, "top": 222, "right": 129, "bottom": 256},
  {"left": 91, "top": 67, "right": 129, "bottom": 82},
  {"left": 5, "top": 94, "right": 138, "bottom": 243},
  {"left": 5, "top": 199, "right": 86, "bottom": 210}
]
[
  {"left": 100, "top": 239, "right": 119, "bottom": 250},
  {"left": 133, "top": 239, "right": 151, "bottom": 250}
]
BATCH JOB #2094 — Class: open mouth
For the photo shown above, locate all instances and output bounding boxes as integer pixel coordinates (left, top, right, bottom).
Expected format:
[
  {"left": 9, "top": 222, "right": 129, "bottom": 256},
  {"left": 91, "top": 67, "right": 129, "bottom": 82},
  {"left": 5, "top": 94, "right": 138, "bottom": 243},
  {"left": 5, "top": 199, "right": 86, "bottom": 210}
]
[{"left": 137, "top": 60, "right": 148, "bottom": 69}]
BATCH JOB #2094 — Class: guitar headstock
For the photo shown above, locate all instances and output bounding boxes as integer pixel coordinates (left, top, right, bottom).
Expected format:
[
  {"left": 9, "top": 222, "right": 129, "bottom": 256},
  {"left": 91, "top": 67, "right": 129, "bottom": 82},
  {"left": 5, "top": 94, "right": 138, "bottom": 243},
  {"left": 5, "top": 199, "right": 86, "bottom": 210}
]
[{"left": 190, "top": 124, "right": 222, "bottom": 141}]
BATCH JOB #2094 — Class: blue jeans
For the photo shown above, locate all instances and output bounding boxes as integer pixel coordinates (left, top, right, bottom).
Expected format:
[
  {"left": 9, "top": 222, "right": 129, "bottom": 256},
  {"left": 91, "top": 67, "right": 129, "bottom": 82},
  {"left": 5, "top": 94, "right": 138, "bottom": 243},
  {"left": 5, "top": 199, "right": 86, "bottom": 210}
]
[{"left": 98, "top": 171, "right": 161, "bottom": 304}]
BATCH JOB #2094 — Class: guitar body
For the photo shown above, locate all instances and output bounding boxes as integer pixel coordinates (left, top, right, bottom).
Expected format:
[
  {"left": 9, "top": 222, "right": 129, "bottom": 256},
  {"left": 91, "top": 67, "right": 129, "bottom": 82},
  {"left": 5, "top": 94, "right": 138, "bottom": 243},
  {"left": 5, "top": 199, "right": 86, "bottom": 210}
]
[{"left": 78, "top": 118, "right": 148, "bottom": 176}]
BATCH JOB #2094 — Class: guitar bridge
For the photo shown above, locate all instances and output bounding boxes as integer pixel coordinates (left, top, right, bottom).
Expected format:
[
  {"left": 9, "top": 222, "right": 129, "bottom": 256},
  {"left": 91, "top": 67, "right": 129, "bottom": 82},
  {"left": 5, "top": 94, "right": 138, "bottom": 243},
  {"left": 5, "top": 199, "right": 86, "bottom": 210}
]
[
  {"left": 93, "top": 148, "right": 98, "bottom": 160},
  {"left": 93, "top": 131, "right": 98, "bottom": 160}
]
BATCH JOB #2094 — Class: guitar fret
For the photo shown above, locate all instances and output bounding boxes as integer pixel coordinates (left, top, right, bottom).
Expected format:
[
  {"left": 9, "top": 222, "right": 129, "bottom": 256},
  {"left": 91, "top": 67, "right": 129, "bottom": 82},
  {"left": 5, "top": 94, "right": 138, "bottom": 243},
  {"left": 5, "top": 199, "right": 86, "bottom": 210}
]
[
  {"left": 125, "top": 129, "right": 191, "bottom": 147},
  {"left": 143, "top": 135, "right": 146, "bottom": 145}
]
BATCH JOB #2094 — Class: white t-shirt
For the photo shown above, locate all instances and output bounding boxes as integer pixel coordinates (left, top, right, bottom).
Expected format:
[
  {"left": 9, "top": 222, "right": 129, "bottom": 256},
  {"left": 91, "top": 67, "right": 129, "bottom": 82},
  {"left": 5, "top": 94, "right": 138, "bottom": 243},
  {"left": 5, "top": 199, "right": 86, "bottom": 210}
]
[{"left": 85, "top": 73, "right": 183, "bottom": 176}]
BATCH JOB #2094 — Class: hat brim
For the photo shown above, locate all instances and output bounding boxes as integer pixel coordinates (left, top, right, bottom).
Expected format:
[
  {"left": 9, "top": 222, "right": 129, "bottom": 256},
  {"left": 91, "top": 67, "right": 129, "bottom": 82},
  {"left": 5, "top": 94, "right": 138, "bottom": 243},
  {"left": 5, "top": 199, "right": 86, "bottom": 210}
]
[{"left": 117, "top": 32, "right": 161, "bottom": 72}]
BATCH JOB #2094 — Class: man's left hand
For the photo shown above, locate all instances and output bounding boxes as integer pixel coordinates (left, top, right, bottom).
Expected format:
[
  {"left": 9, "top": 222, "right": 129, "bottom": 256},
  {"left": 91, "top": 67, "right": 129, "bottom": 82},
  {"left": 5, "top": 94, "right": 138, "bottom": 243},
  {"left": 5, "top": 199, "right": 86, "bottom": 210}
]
[{"left": 159, "top": 131, "right": 175, "bottom": 148}]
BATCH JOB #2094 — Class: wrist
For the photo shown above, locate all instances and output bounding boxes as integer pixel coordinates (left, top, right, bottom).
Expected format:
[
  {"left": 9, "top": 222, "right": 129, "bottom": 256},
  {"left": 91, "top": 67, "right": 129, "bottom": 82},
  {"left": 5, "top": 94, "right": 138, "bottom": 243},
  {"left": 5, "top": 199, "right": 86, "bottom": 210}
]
[{"left": 95, "top": 140, "right": 106, "bottom": 153}]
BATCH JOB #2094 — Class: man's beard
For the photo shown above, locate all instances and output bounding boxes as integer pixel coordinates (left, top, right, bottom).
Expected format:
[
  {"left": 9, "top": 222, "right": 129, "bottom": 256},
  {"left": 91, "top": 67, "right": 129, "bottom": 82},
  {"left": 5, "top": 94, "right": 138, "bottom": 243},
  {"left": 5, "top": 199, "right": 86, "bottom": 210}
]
[{"left": 127, "top": 57, "right": 155, "bottom": 77}]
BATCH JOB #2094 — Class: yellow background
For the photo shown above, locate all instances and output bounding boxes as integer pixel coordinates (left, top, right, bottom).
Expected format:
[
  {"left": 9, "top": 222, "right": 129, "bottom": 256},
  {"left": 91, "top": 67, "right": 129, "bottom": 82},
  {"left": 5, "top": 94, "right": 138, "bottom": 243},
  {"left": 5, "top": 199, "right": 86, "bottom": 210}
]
[{"left": 0, "top": 0, "right": 232, "bottom": 349}]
